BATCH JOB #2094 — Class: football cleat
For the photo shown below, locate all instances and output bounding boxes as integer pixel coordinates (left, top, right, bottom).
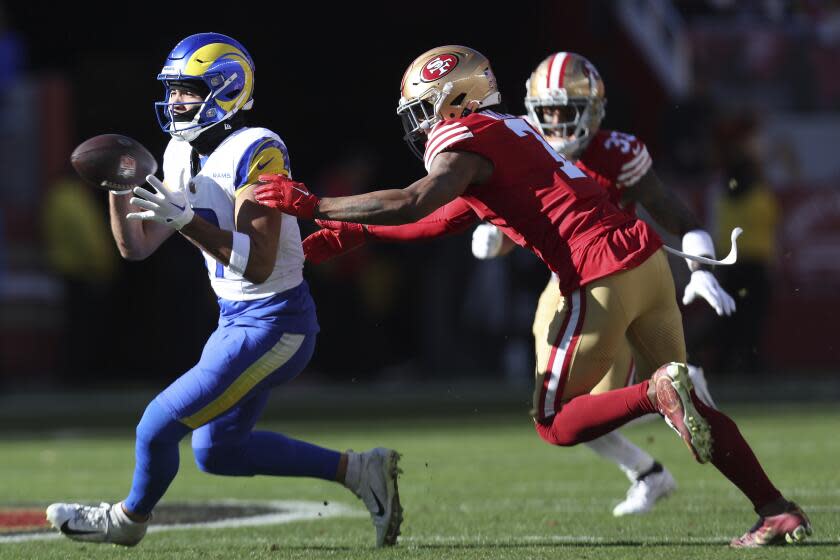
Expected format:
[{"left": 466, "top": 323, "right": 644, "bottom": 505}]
[
  {"left": 651, "top": 362, "right": 713, "bottom": 463},
  {"left": 730, "top": 502, "right": 812, "bottom": 547},
  {"left": 46, "top": 501, "right": 148, "bottom": 546},
  {"left": 348, "top": 448, "right": 403, "bottom": 547},
  {"left": 612, "top": 462, "right": 676, "bottom": 517},
  {"left": 687, "top": 364, "right": 717, "bottom": 409}
]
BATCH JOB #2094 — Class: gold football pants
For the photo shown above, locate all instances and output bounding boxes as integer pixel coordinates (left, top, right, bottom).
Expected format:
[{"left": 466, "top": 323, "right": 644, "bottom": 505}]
[{"left": 532, "top": 249, "right": 686, "bottom": 419}]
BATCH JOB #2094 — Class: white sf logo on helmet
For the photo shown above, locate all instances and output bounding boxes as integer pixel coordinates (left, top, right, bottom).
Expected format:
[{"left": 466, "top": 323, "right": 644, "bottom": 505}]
[{"left": 421, "top": 54, "right": 459, "bottom": 82}]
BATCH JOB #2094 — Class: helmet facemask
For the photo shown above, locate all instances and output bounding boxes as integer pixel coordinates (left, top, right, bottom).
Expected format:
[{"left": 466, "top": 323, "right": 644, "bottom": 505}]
[
  {"left": 525, "top": 94, "right": 604, "bottom": 158},
  {"left": 156, "top": 72, "right": 252, "bottom": 142},
  {"left": 397, "top": 84, "right": 452, "bottom": 159},
  {"left": 155, "top": 79, "right": 209, "bottom": 141}
]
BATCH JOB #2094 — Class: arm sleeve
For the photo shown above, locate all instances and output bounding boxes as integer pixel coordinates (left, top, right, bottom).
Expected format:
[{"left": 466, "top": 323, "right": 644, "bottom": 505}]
[{"left": 365, "top": 198, "right": 479, "bottom": 242}]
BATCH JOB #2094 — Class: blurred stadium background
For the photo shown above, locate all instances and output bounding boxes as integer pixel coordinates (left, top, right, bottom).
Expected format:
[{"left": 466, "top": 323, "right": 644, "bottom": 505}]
[
  {"left": 2, "top": 0, "right": 838, "bottom": 398},
  {"left": 1, "top": 0, "right": 839, "bottom": 555}
]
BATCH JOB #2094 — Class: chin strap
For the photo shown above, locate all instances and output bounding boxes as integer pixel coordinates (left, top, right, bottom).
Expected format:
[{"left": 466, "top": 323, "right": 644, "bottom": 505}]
[{"left": 479, "top": 92, "right": 502, "bottom": 108}]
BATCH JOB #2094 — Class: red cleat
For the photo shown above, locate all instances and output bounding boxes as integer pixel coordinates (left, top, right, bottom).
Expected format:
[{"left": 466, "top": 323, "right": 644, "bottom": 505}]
[
  {"left": 730, "top": 503, "right": 812, "bottom": 547},
  {"left": 651, "top": 362, "right": 713, "bottom": 463}
]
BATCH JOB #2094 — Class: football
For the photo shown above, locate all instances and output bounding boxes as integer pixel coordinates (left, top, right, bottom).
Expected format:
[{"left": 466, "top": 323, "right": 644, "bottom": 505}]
[{"left": 70, "top": 134, "right": 158, "bottom": 191}]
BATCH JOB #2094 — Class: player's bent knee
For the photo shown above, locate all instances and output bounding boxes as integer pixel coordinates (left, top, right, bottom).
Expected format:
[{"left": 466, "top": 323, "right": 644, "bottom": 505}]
[
  {"left": 135, "top": 400, "right": 190, "bottom": 446},
  {"left": 193, "top": 445, "right": 253, "bottom": 476},
  {"left": 549, "top": 428, "right": 585, "bottom": 447},
  {"left": 535, "top": 418, "right": 584, "bottom": 447}
]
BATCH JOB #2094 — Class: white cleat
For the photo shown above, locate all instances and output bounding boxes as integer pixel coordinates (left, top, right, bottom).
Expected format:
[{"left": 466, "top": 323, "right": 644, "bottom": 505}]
[
  {"left": 45, "top": 501, "right": 148, "bottom": 546},
  {"left": 687, "top": 364, "right": 717, "bottom": 409},
  {"left": 349, "top": 448, "right": 403, "bottom": 547},
  {"left": 612, "top": 463, "right": 677, "bottom": 516}
]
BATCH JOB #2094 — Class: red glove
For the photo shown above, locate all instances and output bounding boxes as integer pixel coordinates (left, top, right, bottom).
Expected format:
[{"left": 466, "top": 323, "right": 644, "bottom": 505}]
[
  {"left": 255, "top": 174, "right": 319, "bottom": 219},
  {"left": 302, "top": 220, "right": 368, "bottom": 264}
]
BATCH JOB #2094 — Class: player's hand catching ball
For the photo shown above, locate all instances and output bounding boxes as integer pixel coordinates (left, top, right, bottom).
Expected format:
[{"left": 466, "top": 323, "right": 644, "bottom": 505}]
[
  {"left": 127, "top": 175, "right": 194, "bottom": 230},
  {"left": 255, "top": 174, "right": 320, "bottom": 219}
]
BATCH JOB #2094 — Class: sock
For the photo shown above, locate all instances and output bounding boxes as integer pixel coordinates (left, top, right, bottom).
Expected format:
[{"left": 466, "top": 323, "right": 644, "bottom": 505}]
[
  {"left": 343, "top": 451, "right": 362, "bottom": 494},
  {"left": 114, "top": 502, "right": 147, "bottom": 525},
  {"left": 637, "top": 461, "right": 664, "bottom": 480},
  {"left": 124, "top": 399, "right": 191, "bottom": 516},
  {"left": 691, "top": 393, "right": 783, "bottom": 511},
  {"left": 192, "top": 431, "right": 341, "bottom": 480},
  {"left": 585, "top": 431, "right": 656, "bottom": 482},
  {"left": 538, "top": 380, "right": 658, "bottom": 446},
  {"left": 247, "top": 431, "right": 341, "bottom": 480}
]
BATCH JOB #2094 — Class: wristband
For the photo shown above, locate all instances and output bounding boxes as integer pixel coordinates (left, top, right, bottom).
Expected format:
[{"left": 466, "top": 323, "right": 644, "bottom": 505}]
[
  {"left": 681, "top": 229, "right": 715, "bottom": 271},
  {"left": 229, "top": 231, "right": 251, "bottom": 276}
]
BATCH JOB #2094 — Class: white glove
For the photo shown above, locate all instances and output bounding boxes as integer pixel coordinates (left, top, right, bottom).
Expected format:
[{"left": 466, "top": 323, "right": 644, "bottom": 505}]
[
  {"left": 683, "top": 270, "right": 736, "bottom": 316},
  {"left": 471, "top": 223, "right": 504, "bottom": 259},
  {"left": 127, "top": 174, "right": 194, "bottom": 230}
]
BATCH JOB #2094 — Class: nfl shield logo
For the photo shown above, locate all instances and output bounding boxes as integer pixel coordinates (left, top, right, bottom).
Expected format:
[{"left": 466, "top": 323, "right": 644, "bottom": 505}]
[{"left": 117, "top": 155, "right": 137, "bottom": 178}]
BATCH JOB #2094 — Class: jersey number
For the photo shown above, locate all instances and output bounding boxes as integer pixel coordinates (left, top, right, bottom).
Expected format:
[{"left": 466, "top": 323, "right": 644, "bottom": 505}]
[
  {"left": 504, "top": 119, "right": 586, "bottom": 179},
  {"left": 193, "top": 208, "right": 225, "bottom": 279},
  {"left": 603, "top": 131, "right": 636, "bottom": 153}
]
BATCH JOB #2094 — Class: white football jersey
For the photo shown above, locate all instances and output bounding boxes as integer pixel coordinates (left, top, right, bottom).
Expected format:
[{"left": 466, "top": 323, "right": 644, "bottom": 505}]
[{"left": 161, "top": 127, "right": 304, "bottom": 301}]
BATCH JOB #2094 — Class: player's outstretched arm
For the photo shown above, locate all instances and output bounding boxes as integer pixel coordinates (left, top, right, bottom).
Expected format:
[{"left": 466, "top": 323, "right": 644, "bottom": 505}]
[
  {"left": 125, "top": 175, "right": 279, "bottom": 284},
  {"left": 256, "top": 151, "right": 492, "bottom": 225},
  {"left": 109, "top": 190, "right": 176, "bottom": 260},
  {"left": 303, "top": 199, "right": 480, "bottom": 264},
  {"left": 364, "top": 198, "right": 479, "bottom": 240},
  {"left": 627, "top": 169, "right": 701, "bottom": 237},
  {"left": 179, "top": 185, "right": 281, "bottom": 284}
]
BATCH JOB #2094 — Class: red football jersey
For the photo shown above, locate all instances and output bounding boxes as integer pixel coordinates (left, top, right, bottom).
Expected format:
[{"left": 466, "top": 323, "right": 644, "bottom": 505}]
[
  {"left": 576, "top": 129, "right": 652, "bottom": 213},
  {"left": 423, "top": 111, "right": 661, "bottom": 294}
]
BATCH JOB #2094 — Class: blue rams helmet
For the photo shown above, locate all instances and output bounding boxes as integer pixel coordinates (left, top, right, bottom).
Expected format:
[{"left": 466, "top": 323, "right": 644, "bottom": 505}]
[{"left": 155, "top": 33, "right": 255, "bottom": 141}]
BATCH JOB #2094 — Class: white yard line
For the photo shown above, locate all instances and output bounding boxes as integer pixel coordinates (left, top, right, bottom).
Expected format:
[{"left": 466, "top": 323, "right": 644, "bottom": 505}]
[
  {"left": 401, "top": 533, "right": 839, "bottom": 545},
  {"left": 0, "top": 499, "right": 362, "bottom": 544}
]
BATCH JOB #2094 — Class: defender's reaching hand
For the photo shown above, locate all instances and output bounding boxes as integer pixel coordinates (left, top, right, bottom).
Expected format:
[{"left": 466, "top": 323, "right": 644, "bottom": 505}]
[
  {"left": 302, "top": 220, "right": 367, "bottom": 264},
  {"left": 255, "top": 174, "right": 319, "bottom": 219}
]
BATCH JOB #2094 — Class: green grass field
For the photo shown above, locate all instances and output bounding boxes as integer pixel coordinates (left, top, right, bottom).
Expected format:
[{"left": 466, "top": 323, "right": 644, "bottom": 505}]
[{"left": 1, "top": 403, "right": 838, "bottom": 559}]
